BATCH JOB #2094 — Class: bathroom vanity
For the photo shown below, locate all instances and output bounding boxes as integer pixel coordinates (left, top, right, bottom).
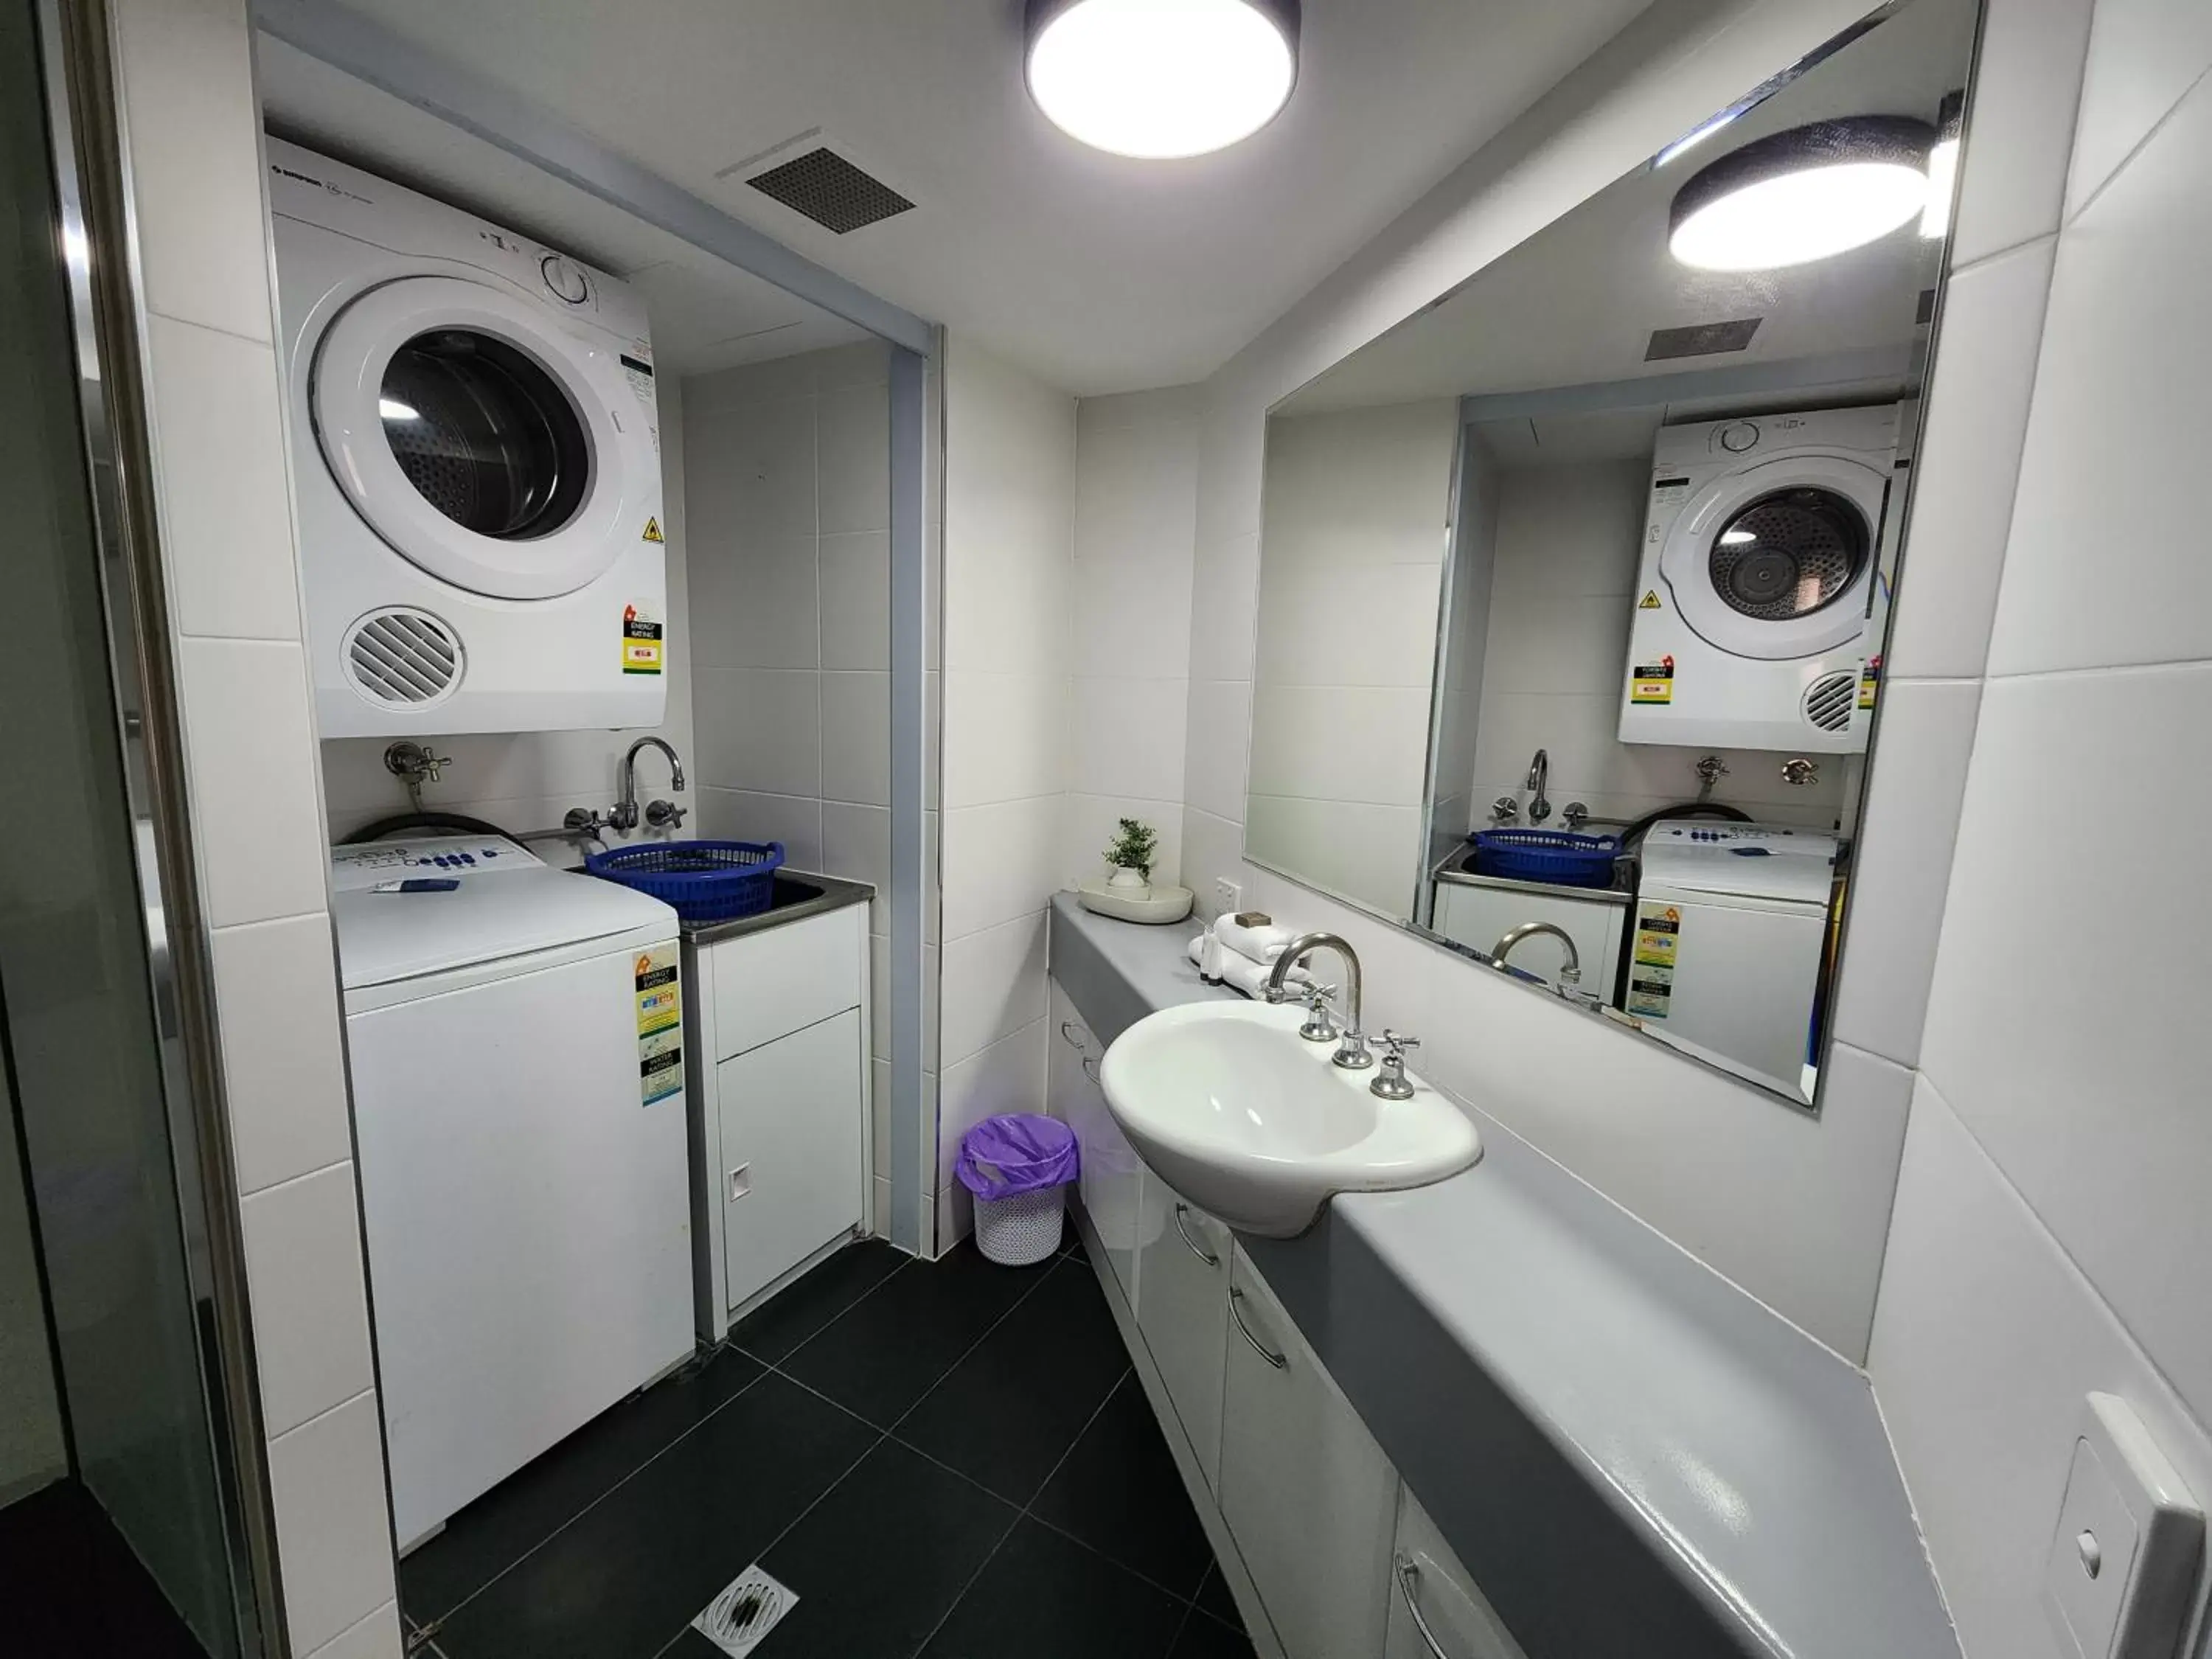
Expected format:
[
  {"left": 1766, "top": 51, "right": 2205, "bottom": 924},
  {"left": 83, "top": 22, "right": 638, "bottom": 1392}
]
[
  {"left": 683, "top": 874, "right": 874, "bottom": 1343},
  {"left": 1048, "top": 894, "right": 1956, "bottom": 1659}
]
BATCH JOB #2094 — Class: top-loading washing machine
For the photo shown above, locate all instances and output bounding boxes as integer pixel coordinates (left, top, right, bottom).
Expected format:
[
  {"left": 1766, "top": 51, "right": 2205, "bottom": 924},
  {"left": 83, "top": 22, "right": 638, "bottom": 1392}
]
[
  {"left": 1618, "top": 406, "right": 1899, "bottom": 754},
  {"left": 1627, "top": 821, "right": 1840, "bottom": 1091},
  {"left": 270, "top": 139, "right": 667, "bottom": 737}
]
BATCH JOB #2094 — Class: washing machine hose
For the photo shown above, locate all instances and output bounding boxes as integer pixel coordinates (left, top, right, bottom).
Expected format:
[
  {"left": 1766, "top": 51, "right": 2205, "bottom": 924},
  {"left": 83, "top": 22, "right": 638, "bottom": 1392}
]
[
  {"left": 1616, "top": 800, "right": 1753, "bottom": 848},
  {"left": 339, "top": 810, "right": 516, "bottom": 845}
]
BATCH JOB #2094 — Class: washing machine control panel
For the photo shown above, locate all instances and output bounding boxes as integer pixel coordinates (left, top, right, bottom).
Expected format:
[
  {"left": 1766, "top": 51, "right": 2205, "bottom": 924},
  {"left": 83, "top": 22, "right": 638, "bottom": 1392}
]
[
  {"left": 329, "top": 835, "right": 540, "bottom": 891},
  {"left": 1648, "top": 823, "right": 1837, "bottom": 859}
]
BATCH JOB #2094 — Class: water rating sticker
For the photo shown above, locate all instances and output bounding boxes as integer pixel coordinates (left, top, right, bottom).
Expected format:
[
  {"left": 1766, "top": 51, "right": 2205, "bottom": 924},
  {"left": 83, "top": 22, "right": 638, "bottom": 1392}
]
[
  {"left": 622, "top": 600, "right": 664, "bottom": 675},
  {"left": 1630, "top": 655, "right": 1675, "bottom": 705},
  {"left": 1858, "top": 654, "right": 1882, "bottom": 712},
  {"left": 635, "top": 945, "right": 684, "bottom": 1106},
  {"left": 1627, "top": 904, "right": 1680, "bottom": 1020}
]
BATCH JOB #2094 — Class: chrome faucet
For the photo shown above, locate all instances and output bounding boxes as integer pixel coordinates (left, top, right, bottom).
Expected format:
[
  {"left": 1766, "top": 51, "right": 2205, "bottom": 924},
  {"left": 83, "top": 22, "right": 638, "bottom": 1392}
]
[
  {"left": 1264, "top": 932, "right": 1373, "bottom": 1069},
  {"left": 1491, "top": 921, "right": 1581, "bottom": 987},
  {"left": 611, "top": 736, "right": 686, "bottom": 832},
  {"left": 1525, "top": 748, "right": 1551, "bottom": 825}
]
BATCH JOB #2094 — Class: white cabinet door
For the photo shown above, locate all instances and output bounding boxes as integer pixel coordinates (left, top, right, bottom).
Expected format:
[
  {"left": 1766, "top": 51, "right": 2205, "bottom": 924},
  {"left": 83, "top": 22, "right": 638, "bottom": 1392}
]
[
  {"left": 1385, "top": 1486, "right": 1528, "bottom": 1659},
  {"left": 716, "top": 1008, "right": 866, "bottom": 1313},
  {"left": 1048, "top": 979, "right": 1148, "bottom": 1305},
  {"left": 1135, "top": 1170, "right": 1231, "bottom": 1493},
  {"left": 1220, "top": 1249, "right": 1397, "bottom": 1659},
  {"left": 1433, "top": 880, "right": 1625, "bottom": 996}
]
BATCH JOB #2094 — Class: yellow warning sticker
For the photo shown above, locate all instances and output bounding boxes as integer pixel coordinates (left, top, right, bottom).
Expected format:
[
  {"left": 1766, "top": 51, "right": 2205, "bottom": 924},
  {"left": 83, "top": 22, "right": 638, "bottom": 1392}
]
[
  {"left": 641, "top": 515, "right": 664, "bottom": 544},
  {"left": 1638, "top": 589, "right": 1663, "bottom": 611},
  {"left": 622, "top": 601, "right": 664, "bottom": 675},
  {"left": 635, "top": 946, "right": 683, "bottom": 1106}
]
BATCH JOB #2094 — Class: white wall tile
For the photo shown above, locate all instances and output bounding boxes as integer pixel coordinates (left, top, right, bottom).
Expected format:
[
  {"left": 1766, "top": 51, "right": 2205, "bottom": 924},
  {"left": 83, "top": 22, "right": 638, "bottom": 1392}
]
[
  {"left": 1882, "top": 237, "right": 2057, "bottom": 680},
  {"left": 1247, "top": 686, "right": 1431, "bottom": 807},
  {"left": 176, "top": 639, "right": 329, "bottom": 928},
  {"left": 936, "top": 1019, "right": 1048, "bottom": 1186},
  {"left": 1948, "top": 0, "right": 2095, "bottom": 265},
  {"left": 1244, "top": 795, "right": 1421, "bottom": 920},
  {"left": 691, "top": 397, "right": 817, "bottom": 538},
  {"left": 1869, "top": 1077, "right": 2212, "bottom": 1659},
  {"left": 934, "top": 1178, "right": 975, "bottom": 1255},
  {"left": 304, "top": 1601, "right": 403, "bottom": 1659},
  {"left": 941, "top": 796, "right": 1062, "bottom": 942},
  {"left": 818, "top": 383, "right": 890, "bottom": 535},
  {"left": 942, "top": 671, "right": 1065, "bottom": 809},
  {"left": 819, "top": 532, "right": 891, "bottom": 670},
  {"left": 1068, "top": 677, "right": 1190, "bottom": 803},
  {"left": 813, "top": 338, "right": 892, "bottom": 392},
  {"left": 1829, "top": 681, "right": 1983, "bottom": 1068},
  {"left": 821, "top": 801, "right": 888, "bottom": 931},
  {"left": 1987, "top": 78, "right": 2212, "bottom": 676},
  {"left": 1187, "top": 532, "right": 1262, "bottom": 684},
  {"left": 1919, "top": 664, "right": 2212, "bottom": 1424},
  {"left": 1062, "top": 793, "right": 1183, "bottom": 891},
  {"left": 1253, "top": 563, "right": 1444, "bottom": 691},
  {"left": 1069, "top": 552, "right": 1197, "bottom": 681},
  {"left": 1178, "top": 807, "right": 1249, "bottom": 922},
  {"left": 939, "top": 910, "right": 1048, "bottom": 1068},
  {"left": 697, "top": 787, "right": 823, "bottom": 870},
  {"left": 941, "top": 535, "right": 1072, "bottom": 677},
  {"left": 872, "top": 1056, "right": 891, "bottom": 1179},
  {"left": 266, "top": 1391, "right": 396, "bottom": 1654},
  {"left": 696, "top": 667, "right": 820, "bottom": 797},
  {"left": 689, "top": 533, "right": 818, "bottom": 671},
  {"left": 146, "top": 318, "right": 299, "bottom": 640},
  {"left": 111, "top": 0, "right": 272, "bottom": 341},
  {"left": 212, "top": 914, "right": 353, "bottom": 1194},
  {"left": 821, "top": 671, "right": 889, "bottom": 807},
  {"left": 1182, "top": 679, "right": 1253, "bottom": 827},
  {"left": 2064, "top": 0, "right": 2212, "bottom": 215},
  {"left": 241, "top": 1164, "right": 375, "bottom": 1439}
]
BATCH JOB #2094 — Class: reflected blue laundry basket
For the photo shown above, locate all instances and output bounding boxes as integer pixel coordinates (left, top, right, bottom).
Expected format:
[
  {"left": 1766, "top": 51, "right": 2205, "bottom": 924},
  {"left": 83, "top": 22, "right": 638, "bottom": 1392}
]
[{"left": 1467, "top": 829, "right": 1621, "bottom": 888}]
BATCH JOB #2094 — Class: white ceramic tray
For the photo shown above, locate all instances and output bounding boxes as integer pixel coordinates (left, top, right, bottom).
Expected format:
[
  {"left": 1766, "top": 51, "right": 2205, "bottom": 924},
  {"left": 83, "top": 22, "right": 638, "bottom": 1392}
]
[{"left": 1076, "top": 879, "right": 1194, "bottom": 925}]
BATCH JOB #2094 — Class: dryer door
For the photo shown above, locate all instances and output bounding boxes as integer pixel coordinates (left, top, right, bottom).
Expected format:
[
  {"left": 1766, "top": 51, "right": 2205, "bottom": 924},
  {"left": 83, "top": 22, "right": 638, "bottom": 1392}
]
[
  {"left": 311, "top": 275, "right": 655, "bottom": 599},
  {"left": 1656, "top": 452, "right": 1887, "bottom": 661}
]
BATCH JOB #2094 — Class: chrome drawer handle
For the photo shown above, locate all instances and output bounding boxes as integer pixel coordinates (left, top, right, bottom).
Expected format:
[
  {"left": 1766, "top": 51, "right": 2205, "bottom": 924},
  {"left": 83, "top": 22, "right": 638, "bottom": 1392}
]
[
  {"left": 1395, "top": 1555, "right": 1451, "bottom": 1659},
  {"left": 1079, "top": 1054, "right": 1101, "bottom": 1084},
  {"left": 1060, "top": 1018, "right": 1089, "bottom": 1049},
  {"left": 1173, "top": 1202, "right": 1220, "bottom": 1268},
  {"left": 1228, "top": 1286, "right": 1286, "bottom": 1370}
]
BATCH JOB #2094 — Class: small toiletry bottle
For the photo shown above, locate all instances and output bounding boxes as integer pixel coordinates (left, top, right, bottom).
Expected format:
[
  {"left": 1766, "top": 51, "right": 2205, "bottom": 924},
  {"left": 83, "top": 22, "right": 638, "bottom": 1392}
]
[{"left": 1198, "top": 918, "right": 1226, "bottom": 984}]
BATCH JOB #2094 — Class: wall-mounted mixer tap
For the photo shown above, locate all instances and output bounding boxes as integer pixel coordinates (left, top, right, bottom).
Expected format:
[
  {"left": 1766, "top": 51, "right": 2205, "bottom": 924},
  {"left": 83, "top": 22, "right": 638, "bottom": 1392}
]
[{"left": 1524, "top": 748, "right": 1551, "bottom": 825}]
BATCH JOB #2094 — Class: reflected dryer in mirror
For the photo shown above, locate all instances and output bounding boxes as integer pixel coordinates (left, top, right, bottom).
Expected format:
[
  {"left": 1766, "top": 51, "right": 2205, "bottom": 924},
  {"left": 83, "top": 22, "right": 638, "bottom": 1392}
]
[{"left": 1244, "top": 0, "right": 1980, "bottom": 1108}]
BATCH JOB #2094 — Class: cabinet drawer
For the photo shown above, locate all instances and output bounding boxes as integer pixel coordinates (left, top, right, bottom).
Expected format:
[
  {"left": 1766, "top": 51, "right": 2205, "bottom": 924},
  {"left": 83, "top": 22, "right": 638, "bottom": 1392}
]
[
  {"left": 709, "top": 905, "right": 862, "bottom": 1060},
  {"left": 1386, "top": 1486, "right": 1527, "bottom": 1659},
  {"left": 1135, "top": 1172, "right": 1231, "bottom": 1492}
]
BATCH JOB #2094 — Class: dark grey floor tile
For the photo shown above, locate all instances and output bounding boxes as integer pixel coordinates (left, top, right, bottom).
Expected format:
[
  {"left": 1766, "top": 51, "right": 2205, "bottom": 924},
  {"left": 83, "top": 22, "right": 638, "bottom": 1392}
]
[
  {"left": 779, "top": 1239, "right": 1041, "bottom": 1427},
  {"left": 918, "top": 1518, "right": 1186, "bottom": 1659},
  {"left": 1169, "top": 1611, "right": 1259, "bottom": 1658},
  {"left": 752, "top": 1439, "right": 1018, "bottom": 1655},
  {"left": 728, "top": 1239, "right": 908, "bottom": 1364},
  {"left": 400, "top": 1342, "right": 762, "bottom": 1624},
  {"left": 896, "top": 1257, "right": 1128, "bottom": 1503},
  {"left": 661, "top": 1632, "right": 723, "bottom": 1659},
  {"left": 430, "top": 1374, "right": 874, "bottom": 1659},
  {"left": 1030, "top": 1374, "right": 1214, "bottom": 1597},
  {"left": 1192, "top": 1562, "right": 1245, "bottom": 1632}
]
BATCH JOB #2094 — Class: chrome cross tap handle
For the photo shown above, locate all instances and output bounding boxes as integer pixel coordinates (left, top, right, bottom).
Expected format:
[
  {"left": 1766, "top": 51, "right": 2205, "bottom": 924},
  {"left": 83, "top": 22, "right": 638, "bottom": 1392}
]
[{"left": 1370, "top": 1030, "right": 1422, "bottom": 1101}]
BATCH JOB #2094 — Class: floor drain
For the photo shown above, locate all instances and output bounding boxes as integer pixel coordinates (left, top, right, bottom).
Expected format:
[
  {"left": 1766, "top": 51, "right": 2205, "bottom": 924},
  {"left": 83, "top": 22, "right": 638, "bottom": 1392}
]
[{"left": 691, "top": 1564, "right": 799, "bottom": 1658}]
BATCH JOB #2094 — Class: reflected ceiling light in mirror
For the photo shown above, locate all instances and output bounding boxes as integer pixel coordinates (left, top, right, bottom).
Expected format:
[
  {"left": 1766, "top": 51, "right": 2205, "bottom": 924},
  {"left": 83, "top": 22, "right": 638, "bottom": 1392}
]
[
  {"left": 1669, "top": 116, "right": 1935, "bottom": 271},
  {"left": 1921, "top": 91, "right": 1966, "bottom": 238},
  {"left": 1025, "top": 0, "right": 1300, "bottom": 159}
]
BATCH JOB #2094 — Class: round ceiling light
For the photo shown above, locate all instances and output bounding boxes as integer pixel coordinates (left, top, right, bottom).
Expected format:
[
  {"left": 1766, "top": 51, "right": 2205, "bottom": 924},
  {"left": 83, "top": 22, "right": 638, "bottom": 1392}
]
[
  {"left": 1669, "top": 116, "right": 1935, "bottom": 271},
  {"left": 1025, "top": 0, "right": 1301, "bottom": 160}
]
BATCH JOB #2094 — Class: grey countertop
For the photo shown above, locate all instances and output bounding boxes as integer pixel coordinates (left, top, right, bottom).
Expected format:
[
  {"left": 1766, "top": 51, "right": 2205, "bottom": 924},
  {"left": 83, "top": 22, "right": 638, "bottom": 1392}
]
[
  {"left": 679, "top": 870, "right": 874, "bottom": 947},
  {"left": 1048, "top": 891, "right": 1955, "bottom": 1659}
]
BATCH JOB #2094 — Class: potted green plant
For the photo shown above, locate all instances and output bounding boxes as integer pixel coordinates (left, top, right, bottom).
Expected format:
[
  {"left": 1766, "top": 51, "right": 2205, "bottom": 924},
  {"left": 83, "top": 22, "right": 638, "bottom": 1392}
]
[{"left": 1102, "top": 816, "right": 1158, "bottom": 896}]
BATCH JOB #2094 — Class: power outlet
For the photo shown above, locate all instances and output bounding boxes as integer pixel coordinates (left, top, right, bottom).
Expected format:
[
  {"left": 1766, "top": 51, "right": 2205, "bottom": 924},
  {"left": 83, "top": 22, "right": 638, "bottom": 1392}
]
[
  {"left": 1213, "top": 876, "right": 1243, "bottom": 915},
  {"left": 2044, "top": 1394, "right": 2202, "bottom": 1659}
]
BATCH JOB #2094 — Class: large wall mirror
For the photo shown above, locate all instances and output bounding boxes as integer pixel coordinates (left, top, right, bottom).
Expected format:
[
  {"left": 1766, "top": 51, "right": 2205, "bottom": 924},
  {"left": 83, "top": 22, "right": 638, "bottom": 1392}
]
[{"left": 1247, "top": 0, "right": 1978, "bottom": 1109}]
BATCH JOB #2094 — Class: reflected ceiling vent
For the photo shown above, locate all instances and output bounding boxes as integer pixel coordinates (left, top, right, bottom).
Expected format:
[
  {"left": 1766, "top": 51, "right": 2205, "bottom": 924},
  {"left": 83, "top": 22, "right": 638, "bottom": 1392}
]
[
  {"left": 724, "top": 131, "right": 914, "bottom": 234},
  {"left": 1645, "top": 317, "right": 1762, "bottom": 361}
]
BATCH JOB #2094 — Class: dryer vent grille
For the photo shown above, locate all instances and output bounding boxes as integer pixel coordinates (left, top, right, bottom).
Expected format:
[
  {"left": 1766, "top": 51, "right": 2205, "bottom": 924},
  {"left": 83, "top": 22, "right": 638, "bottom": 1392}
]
[
  {"left": 1803, "top": 669, "right": 1857, "bottom": 734},
  {"left": 745, "top": 147, "right": 914, "bottom": 234},
  {"left": 347, "top": 608, "right": 462, "bottom": 707}
]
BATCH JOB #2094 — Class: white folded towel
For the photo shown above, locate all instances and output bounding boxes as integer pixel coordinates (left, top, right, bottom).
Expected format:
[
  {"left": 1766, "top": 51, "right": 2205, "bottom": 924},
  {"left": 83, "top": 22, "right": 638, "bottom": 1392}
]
[
  {"left": 1189, "top": 935, "right": 1312, "bottom": 1001},
  {"left": 1214, "top": 917, "right": 1295, "bottom": 966}
]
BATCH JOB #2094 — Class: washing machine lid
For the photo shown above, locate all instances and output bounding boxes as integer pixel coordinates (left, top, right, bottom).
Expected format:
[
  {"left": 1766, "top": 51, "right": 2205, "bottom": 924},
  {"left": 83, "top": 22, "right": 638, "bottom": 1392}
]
[
  {"left": 1658, "top": 451, "right": 1887, "bottom": 662},
  {"left": 1638, "top": 822, "right": 1838, "bottom": 907},
  {"left": 329, "top": 837, "right": 676, "bottom": 991},
  {"left": 311, "top": 275, "right": 654, "bottom": 601}
]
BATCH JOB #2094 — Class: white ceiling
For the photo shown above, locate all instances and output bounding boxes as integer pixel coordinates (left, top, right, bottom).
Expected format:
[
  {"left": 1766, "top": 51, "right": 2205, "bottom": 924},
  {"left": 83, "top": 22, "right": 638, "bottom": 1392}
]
[
  {"left": 265, "top": 0, "right": 1658, "bottom": 394},
  {"left": 1278, "top": 0, "right": 1974, "bottom": 417}
]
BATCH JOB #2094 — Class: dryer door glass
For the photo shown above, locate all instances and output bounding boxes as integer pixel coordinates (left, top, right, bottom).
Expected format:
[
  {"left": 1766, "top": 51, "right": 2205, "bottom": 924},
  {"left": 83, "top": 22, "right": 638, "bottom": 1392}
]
[
  {"left": 380, "top": 330, "right": 591, "bottom": 540},
  {"left": 1704, "top": 487, "right": 1870, "bottom": 621}
]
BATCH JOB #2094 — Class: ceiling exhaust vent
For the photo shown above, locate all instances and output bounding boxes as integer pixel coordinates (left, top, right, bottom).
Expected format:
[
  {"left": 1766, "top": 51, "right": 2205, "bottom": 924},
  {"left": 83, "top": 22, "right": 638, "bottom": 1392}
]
[
  {"left": 742, "top": 147, "right": 914, "bottom": 234},
  {"left": 1645, "top": 318, "right": 1762, "bottom": 361}
]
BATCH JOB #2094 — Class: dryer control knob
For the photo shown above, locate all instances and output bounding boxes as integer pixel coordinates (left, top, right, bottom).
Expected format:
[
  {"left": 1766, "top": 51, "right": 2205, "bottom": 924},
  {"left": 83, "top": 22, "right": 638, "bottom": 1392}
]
[
  {"left": 1719, "top": 420, "right": 1761, "bottom": 453},
  {"left": 540, "top": 254, "right": 589, "bottom": 305}
]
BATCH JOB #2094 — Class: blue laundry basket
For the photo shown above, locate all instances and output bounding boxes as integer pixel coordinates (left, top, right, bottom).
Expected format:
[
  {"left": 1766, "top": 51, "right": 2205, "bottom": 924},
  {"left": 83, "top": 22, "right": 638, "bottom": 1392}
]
[{"left": 585, "top": 840, "right": 786, "bottom": 924}]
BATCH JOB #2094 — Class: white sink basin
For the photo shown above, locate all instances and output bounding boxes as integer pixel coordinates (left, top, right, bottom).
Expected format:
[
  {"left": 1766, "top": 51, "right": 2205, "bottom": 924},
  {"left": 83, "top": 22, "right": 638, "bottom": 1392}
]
[{"left": 1098, "top": 1000, "right": 1481, "bottom": 1237}]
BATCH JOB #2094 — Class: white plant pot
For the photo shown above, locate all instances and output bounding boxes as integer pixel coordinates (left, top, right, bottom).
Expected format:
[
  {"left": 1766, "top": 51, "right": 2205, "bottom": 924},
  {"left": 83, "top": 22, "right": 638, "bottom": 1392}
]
[{"left": 1107, "top": 867, "right": 1152, "bottom": 896}]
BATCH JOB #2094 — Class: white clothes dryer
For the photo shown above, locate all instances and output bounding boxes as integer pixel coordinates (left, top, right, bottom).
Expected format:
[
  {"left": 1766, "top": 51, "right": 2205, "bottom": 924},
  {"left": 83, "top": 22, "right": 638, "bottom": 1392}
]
[
  {"left": 271, "top": 140, "right": 667, "bottom": 737},
  {"left": 1618, "top": 406, "right": 1898, "bottom": 754}
]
